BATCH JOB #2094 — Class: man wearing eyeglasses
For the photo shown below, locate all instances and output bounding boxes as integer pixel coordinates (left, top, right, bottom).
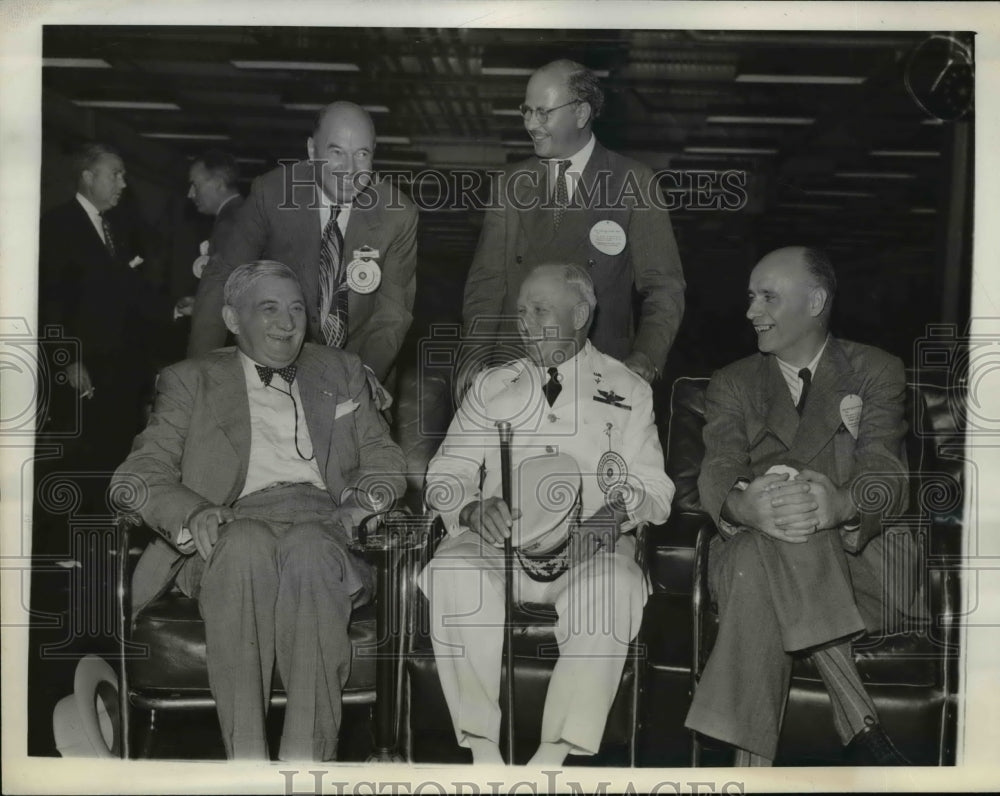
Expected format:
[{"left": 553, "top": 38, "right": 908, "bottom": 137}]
[{"left": 461, "top": 60, "right": 685, "bottom": 384}]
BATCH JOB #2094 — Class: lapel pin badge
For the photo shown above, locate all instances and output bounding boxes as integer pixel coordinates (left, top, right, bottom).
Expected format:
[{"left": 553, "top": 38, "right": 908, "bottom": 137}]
[{"left": 347, "top": 246, "right": 382, "bottom": 294}]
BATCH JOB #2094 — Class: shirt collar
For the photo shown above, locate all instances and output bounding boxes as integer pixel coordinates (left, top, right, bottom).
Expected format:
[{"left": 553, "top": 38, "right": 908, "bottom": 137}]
[
  {"left": 237, "top": 350, "right": 300, "bottom": 388},
  {"left": 75, "top": 192, "right": 102, "bottom": 218},
  {"left": 567, "top": 134, "right": 596, "bottom": 174},
  {"left": 776, "top": 335, "right": 830, "bottom": 381},
  {"left": 549, "top": 133, "right": 596, "bottom": 176},
  {"left": 216, "top": 193, "right": 240, "bottom": 215}
]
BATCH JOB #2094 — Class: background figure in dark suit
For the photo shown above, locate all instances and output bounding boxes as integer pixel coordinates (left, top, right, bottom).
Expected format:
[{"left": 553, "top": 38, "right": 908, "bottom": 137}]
[
  {"left": 38, "top": 141, "right": 179, "bottom": 477},
  {"left": 684, "top": 247, "right": 914, "bottom": 766},
  {"left": 113, "top": 261, "right": 406, "bottom": 760},
  {"left": 462, "top": 60, "right": 685, "bottom": 384},
  {"left": 187, "top": 148, "right": 245, "bottom": 260},
  {"left": 187, "top": 102, "right": 418, "bottom": 392}
]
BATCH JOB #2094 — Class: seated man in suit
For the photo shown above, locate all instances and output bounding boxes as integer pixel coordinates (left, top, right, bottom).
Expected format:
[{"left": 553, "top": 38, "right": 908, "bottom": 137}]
[
  {"left": 112, "top": 260, "right": 406, "bottom": 761},
  {"left": 684, "top": 246, "right": 914, "bottom": 765},
  {"left": 421, "top": 263, "right": 674, "bottom": 766}
]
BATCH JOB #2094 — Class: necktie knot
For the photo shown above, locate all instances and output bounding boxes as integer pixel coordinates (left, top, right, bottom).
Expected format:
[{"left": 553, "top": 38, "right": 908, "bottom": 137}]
[
  {"left": 543, "top": 366, "right": 563, "bottom": 407},
  {"left": 796, "top": 367, "right": 812, "bottom": 415},
  {"left": 256, "top": 363, "right": 298, "bottom": 387}
]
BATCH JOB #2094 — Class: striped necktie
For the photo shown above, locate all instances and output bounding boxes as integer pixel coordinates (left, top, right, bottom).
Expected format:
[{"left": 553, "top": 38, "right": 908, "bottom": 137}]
[
  {"left": 552, "top": 160, "right": 570, "bottom": 230},
  {"left": 99, "top": 212, "right": 117, "bottom": 258},
  {"left": 318, "top": 207, "right": 348, "bottom": 348}
]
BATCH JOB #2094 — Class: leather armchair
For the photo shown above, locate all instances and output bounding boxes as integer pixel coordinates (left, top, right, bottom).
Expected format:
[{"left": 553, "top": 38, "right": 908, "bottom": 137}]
[
  {"left": 114, "top": 507, "right": 429, "bottom": 760},
  {"left": 658, "top": 374, "right": 962, "bottom": 766}
]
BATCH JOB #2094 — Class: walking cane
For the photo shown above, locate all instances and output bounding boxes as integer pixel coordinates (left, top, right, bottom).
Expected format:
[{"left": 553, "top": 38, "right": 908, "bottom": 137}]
[{"left": 497, "top": 420, "right": 516, "bottom": 765}]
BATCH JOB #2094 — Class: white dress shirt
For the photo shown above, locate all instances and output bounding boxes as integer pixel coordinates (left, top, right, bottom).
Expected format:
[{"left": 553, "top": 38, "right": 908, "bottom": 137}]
[
  {"left": 549, "top": 134, "right": 596, "bottom": 202},
  {"left": 75, "top": 193, "right": 108, "bottom": 245}
]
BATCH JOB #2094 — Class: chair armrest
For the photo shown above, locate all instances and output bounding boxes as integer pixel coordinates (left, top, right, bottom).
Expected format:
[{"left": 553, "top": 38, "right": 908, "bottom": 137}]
[{"left": 691, "top": 517, "right": 719, "bottom": 681}]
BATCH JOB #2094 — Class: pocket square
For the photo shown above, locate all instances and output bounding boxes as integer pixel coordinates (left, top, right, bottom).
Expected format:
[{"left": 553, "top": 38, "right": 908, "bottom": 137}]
[{"left": 335, "top": 399, "right": 360, "bottom": 419}]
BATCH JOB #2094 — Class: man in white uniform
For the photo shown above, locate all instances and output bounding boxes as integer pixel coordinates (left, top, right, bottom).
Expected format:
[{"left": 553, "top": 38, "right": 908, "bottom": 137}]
[{"left": 421, "top": 263, "right": 674, "bottom": 765}]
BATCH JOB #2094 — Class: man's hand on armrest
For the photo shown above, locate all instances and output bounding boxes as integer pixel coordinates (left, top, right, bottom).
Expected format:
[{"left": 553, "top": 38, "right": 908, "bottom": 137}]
[
  {"left": 189, "top": 504, "right": 235, "bottom": 561},
  {"left": 723, "top": 472, "right": 818, "bottom": 544}
]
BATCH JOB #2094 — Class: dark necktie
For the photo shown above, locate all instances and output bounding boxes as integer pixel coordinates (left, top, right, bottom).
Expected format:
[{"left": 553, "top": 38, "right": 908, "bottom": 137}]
[
  {"left": 318, "top": 207, "right": 348, "bottom": 348},
  {"left": 99, "top": 212, "right": 117, "bottom": 258},
  {"left": 255, "top": 363, "right": 298, "bottom": 387},
  {"left": 543, "top": 366, "right": 563, "bottom": 407},
  {"left": 796, "top": 367, "right": 812, "bottom": 415},
  {"left": 552, "top": 159, "right": 570, "bottom": 230}
]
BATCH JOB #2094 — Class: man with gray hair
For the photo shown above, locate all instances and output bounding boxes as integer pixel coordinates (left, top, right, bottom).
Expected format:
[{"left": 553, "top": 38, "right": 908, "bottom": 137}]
[
  {"left": 114, "top": 260, "right": 405, "bottom": 760},
  {"left": 462, "top": 59, "right": 685, "bottom": 385},
  {"left": 422, "top": 263, "right": 674, "bottom": 765}
]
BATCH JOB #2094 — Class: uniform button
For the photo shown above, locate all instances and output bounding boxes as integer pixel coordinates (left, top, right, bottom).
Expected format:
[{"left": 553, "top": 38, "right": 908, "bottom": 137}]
[
  {"left": 587, "top": 259, "right": 595, "bottom": 267},
  {"left": 516, "top": 255, "right": 523, "bottom": 264},
  {"left": 545, "top": 445, "right": 555, "bottom": 453},
  {"left": 547, "top": 413, "right": 558, "bottom": 423}
]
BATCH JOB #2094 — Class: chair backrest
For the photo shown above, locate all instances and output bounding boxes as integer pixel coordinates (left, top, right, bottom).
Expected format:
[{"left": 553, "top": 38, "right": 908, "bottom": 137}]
[{"left": 663, "top": 377, "right": 710, "bottom": 514}]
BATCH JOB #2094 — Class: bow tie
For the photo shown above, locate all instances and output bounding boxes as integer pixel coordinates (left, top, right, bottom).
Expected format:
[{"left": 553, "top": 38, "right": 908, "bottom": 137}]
[{"left": 255, "top": 363, "right": 297, "bottom": 387}]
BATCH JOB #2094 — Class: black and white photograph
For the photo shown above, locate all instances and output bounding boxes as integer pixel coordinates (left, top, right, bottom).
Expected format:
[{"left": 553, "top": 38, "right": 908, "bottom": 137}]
[{"left": 2, "top": 1, "right": 998, "bottom": 793}]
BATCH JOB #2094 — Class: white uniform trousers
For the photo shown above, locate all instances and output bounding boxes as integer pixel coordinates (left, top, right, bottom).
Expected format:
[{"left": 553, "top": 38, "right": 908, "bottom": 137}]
[{"left": 418, "top": 530, "right": 648, "bottom": 755}]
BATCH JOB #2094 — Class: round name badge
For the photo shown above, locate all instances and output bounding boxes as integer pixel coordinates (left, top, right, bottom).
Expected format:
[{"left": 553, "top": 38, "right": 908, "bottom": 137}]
[
  {"left": 346, "top": 258, "right": 382, "bottom": 294},
  {"left": 597, "top": 450, "right": 628, "bottom": 493},
  {"left": 589, "top": 219, "right": 627, "bottom": 256}
]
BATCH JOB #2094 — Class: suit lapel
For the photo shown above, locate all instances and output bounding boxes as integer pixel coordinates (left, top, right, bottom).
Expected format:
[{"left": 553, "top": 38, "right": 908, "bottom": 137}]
[
  {"left": 554, "top": 143, "right": 609, "bottom": 247},
  {"left": 205, "top": 352, "right": 251, "bottom": 499},
  {"left": 516, "top": 159, "right": 553, "bottom": 245},
  {"left": 69, "top": 200, "right": 116, "bottom": 268},
  {"left": 295, "top": 346, "right": 339, "bottom": 480},
  {"left": 793, "top": 338, "right": 857, "bottom": 463},
  {"left": 758, "top": 356, "right": 799, "bottom": 451}
]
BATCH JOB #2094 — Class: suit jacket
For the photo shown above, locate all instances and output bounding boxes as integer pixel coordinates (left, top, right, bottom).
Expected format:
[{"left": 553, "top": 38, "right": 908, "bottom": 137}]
[
  {"left": 462, "top": 141, "right": 686, "bottom": 370},
  {"left": 208, "top": 193, "right": 245, "bottom": 256},
  {"left": 697, "top": 338, "right": 909, "bottom": 554},
  {"left": 188, "top": 162, "right": 418, "bottom": 381},
  {"left": 426, "top": 341, "right": 674, "bottom": 537},
  {"left": 112, "top": 342, "right": 407, "bottom": 613},
  {"left": 39, "top": 197, "right": 173, "bottom": 358},
  {"left": 38, "top": 198, "right": 176, "bottom": 457}
]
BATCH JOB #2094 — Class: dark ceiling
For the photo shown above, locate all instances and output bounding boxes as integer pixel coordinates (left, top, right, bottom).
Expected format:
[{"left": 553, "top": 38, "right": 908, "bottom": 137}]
[{"left": 40, "top": 26, "right": 974, "bottom": 366}]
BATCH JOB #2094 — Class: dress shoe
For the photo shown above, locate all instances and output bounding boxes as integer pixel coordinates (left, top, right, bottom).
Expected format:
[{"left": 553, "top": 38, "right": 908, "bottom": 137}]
[{"left": 844, "top": 717, "right": 911, "bottom": 765}]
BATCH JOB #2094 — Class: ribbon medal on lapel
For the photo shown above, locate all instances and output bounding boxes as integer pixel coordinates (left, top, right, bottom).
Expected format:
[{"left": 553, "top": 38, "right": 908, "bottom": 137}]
[
  {"left": 597, "top": 422, "right": 628, "bottom": 494},
  {"left": 589, "top": 220, "right": 627, "bottom": 255},
  {"left": 346, "top": 246, "right": 382, "bottom": 294},
  {"left": 593, "top": 387, "right": 631, "bottom": 410},
  {"left": 840, "top": 394, "right": 863, "bottom": 439}
]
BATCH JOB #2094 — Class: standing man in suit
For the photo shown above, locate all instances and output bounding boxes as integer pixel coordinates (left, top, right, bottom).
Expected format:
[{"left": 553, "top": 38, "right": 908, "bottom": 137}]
[
  {"left": 684, "top": 246, "right": 913, "bottom": 765},
  {"left": 113, "top": 261, "right": 406, "bottom": 760},
  {"left": 38, "top": 141, "right": 180, "bottom": 473},
  {"left": 187, "top": 102, "right": 418, "bottom": 394},
  {"left": 462, "top": 60, "right": 685, "bottom": 384},
  {"left": 422, "top": 263, "right": 674, "bottom": 765},
  {"left": 187, "top": 148, "right": 245, "bottom": 271}
]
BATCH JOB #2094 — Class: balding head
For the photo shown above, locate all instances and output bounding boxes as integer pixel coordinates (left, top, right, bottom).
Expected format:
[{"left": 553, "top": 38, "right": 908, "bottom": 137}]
[
  {"left": 746, "top": 246, "right": 833, "bottom": 366},
  {"left": 307, "top": 101, "right": 376, "bottom": 204},
  {"left": 517, "top": 263, "right": 594, "bottom": 367}
]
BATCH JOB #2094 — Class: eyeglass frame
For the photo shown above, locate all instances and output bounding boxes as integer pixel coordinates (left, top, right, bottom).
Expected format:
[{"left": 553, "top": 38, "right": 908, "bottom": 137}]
[{"left": 518, "top": 99, "right": 583, "bottom": 124}]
